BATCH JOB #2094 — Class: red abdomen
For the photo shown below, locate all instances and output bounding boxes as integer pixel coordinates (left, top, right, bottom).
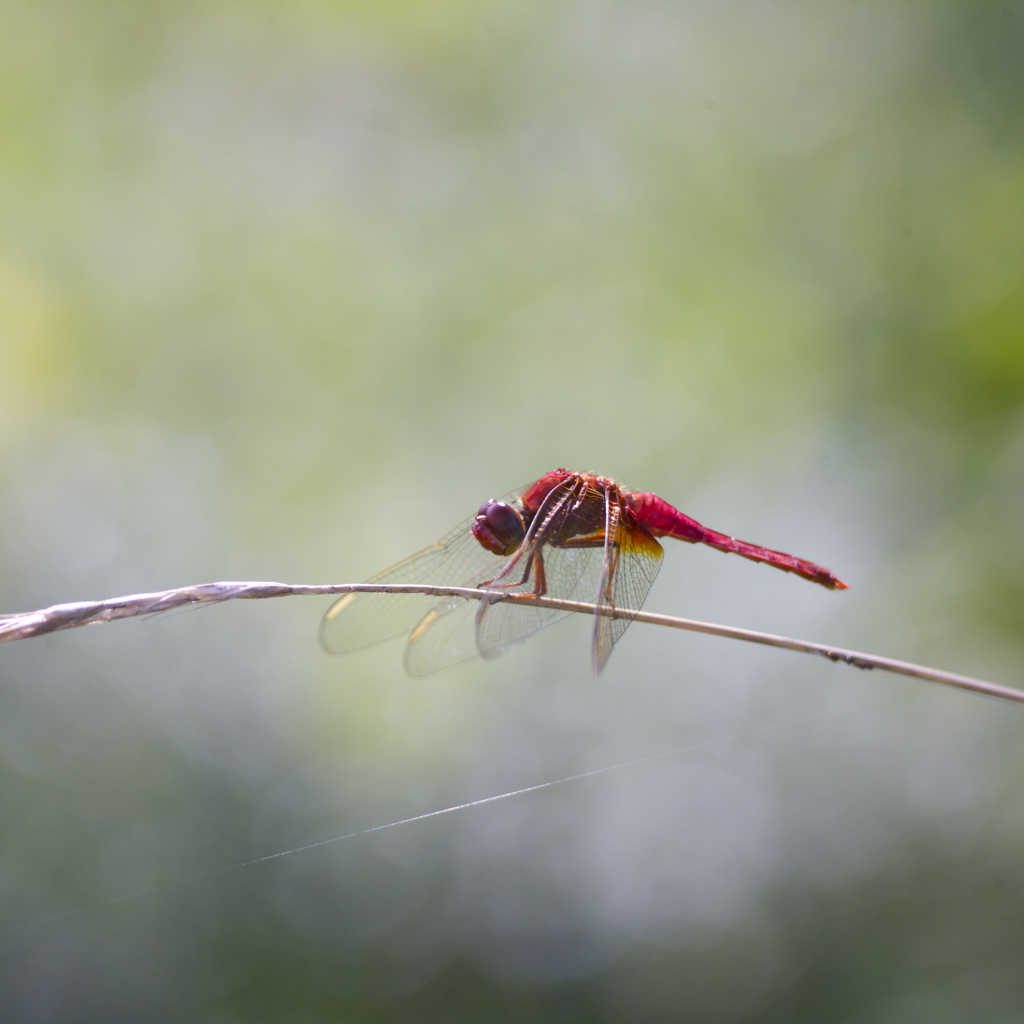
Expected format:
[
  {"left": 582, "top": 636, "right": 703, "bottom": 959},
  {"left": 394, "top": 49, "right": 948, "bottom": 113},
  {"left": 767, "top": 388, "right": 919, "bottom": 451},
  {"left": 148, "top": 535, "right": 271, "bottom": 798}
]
[
  {"left": 625, "top": 491, "right": 707, "bottom": 543},
  {"left": 626, "top": 490, "right": 847, "bottom": 590},
  {"left": 517, "top": 471, "right": 847, "bottom": 590}
]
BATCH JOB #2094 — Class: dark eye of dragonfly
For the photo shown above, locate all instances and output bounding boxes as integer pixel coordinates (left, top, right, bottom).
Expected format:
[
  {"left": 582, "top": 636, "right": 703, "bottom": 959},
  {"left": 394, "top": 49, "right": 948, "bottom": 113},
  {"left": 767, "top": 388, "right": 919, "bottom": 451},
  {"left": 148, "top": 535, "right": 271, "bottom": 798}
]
[{"left": 471, "top": 500, "right": 527, "bottom": 556}]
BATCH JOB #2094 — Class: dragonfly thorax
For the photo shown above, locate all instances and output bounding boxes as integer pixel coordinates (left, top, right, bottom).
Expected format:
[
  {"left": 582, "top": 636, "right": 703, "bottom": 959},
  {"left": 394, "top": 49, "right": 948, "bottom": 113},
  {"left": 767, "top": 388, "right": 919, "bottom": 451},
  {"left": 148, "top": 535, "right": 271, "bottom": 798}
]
[{"left": 472, "top": 500, "right": 528, "bottom": 556}]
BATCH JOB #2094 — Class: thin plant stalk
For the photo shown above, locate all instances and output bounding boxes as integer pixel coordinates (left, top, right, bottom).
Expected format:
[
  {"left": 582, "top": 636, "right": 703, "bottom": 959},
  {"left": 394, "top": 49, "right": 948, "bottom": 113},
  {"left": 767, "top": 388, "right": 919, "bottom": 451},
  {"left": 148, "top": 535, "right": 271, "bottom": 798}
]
[{"left": 0, "top": 581, "right": 1020, "bottom": 705}]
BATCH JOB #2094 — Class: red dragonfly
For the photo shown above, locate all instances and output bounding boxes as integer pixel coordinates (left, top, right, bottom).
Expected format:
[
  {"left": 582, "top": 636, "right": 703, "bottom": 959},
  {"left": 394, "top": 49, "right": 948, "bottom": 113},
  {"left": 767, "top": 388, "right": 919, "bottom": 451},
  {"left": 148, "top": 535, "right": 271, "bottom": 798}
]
[{"left": 321, "top": 468, "right": 847, "bottom": 675}]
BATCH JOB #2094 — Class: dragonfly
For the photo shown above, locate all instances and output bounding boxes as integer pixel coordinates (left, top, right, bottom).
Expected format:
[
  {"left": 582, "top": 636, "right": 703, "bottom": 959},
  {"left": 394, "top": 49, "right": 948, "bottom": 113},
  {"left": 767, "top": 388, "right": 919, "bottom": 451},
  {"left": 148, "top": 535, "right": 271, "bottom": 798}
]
[{"left": 320, "top": 468, "right": 848, "bottom": 675}]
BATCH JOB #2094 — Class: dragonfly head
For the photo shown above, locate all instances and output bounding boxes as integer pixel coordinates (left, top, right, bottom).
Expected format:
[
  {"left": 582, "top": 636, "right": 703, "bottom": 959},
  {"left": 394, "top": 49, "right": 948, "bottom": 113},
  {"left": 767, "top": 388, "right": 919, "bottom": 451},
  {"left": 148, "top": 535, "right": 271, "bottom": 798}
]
[{"left": 472, "top": 500, "right": 527, "bottom": 556}]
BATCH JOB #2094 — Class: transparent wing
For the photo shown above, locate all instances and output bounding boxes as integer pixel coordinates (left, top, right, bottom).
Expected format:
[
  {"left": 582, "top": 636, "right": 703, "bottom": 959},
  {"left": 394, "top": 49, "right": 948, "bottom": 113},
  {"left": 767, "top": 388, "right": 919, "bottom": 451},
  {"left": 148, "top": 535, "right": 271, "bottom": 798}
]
[
  {"left": 319, "top": 513, "right": 507, "bottom": 654},
  {"left": 591, "top": 503, "right": 664, "bottom": 674},
  {"left": 403, "top": 539, "right": 547, "bottom": 676},
  {"left": 474, "top": 542, "right": 607, "bottom": 661},
  {"left": 402, "top": 590, "right": 483, "bottom": 676}
]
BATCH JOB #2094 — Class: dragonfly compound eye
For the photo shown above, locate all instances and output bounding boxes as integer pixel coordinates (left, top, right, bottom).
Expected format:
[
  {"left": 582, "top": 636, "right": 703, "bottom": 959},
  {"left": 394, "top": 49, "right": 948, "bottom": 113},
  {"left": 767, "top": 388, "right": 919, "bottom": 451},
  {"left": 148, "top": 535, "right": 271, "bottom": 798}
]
[{"left": 472, "top": 500, "right": 526, "bottom": 556}]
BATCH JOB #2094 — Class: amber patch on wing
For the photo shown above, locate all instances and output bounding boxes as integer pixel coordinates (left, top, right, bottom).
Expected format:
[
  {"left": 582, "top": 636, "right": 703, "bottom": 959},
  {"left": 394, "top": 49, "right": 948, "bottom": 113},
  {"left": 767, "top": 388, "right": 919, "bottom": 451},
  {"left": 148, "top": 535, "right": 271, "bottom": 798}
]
[
  {"left": 323, "top": 593, "right": 358, "bottom": 621},
  {"left": 619, "top": 519, "right": 663, "bottom": 560},
  {"left": 409, "top": 608, "right": 440, "bottom": 643}
]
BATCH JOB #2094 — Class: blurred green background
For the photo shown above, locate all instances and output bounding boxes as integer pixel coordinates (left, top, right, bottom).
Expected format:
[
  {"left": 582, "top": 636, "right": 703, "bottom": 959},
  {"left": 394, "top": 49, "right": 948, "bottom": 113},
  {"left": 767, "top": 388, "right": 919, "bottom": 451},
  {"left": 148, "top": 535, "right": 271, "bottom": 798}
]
[{"left": 1, "top": 0, "right": 1023, "bottom": 1020}]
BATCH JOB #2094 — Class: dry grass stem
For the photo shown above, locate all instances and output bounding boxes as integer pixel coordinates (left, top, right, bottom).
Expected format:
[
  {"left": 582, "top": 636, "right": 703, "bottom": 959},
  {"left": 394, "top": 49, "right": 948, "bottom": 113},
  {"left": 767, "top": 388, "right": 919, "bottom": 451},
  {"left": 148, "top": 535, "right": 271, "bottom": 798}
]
[{"left": 1, "top": 581, "right": 1019, "bottom": 705}]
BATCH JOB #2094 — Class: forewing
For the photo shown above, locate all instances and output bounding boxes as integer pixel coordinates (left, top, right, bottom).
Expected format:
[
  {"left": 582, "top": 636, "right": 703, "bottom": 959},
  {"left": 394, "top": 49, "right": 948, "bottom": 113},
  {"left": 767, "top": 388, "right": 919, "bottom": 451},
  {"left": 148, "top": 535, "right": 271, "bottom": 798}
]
[
  {"left": 319, "top": 513, "right": 506, "bottom": 654},
  {"left": 591, "top": 503, "right": 664, "bottom": 673}
]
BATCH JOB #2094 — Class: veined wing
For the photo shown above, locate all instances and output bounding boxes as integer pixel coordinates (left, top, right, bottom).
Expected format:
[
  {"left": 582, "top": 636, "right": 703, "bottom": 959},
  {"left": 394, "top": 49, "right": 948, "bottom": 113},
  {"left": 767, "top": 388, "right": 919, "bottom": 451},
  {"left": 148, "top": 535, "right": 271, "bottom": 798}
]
[
  {"left": 401, "top": 562, "right": 499, "bottom": 676},
  {"left": 319, "top": 513, "right": 507, "bottom": 655},
  {"left": 474, "top": 541, "right": 607, "bottom": 662},
  {"left": 403, "top": 505, "right": 662, "bottom": 674},
  {"left": 591, "top": 498, "right": 664, "bottom": 674}
]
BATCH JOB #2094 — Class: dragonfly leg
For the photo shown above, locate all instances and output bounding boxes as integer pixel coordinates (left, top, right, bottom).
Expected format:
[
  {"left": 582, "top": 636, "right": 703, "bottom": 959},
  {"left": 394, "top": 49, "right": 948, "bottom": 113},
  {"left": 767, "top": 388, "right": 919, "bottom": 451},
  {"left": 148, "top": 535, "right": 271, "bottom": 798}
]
[{"left": 531, "top": 548, "right": 548, "bottom": 598}]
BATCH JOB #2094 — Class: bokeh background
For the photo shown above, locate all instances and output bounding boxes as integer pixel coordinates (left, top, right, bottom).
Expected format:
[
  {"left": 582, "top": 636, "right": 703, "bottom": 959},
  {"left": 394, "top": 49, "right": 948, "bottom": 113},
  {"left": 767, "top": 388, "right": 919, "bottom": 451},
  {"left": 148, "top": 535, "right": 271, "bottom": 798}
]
[{"left": 2, "top": 1, "right": 1023, "bottom": 1020}]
